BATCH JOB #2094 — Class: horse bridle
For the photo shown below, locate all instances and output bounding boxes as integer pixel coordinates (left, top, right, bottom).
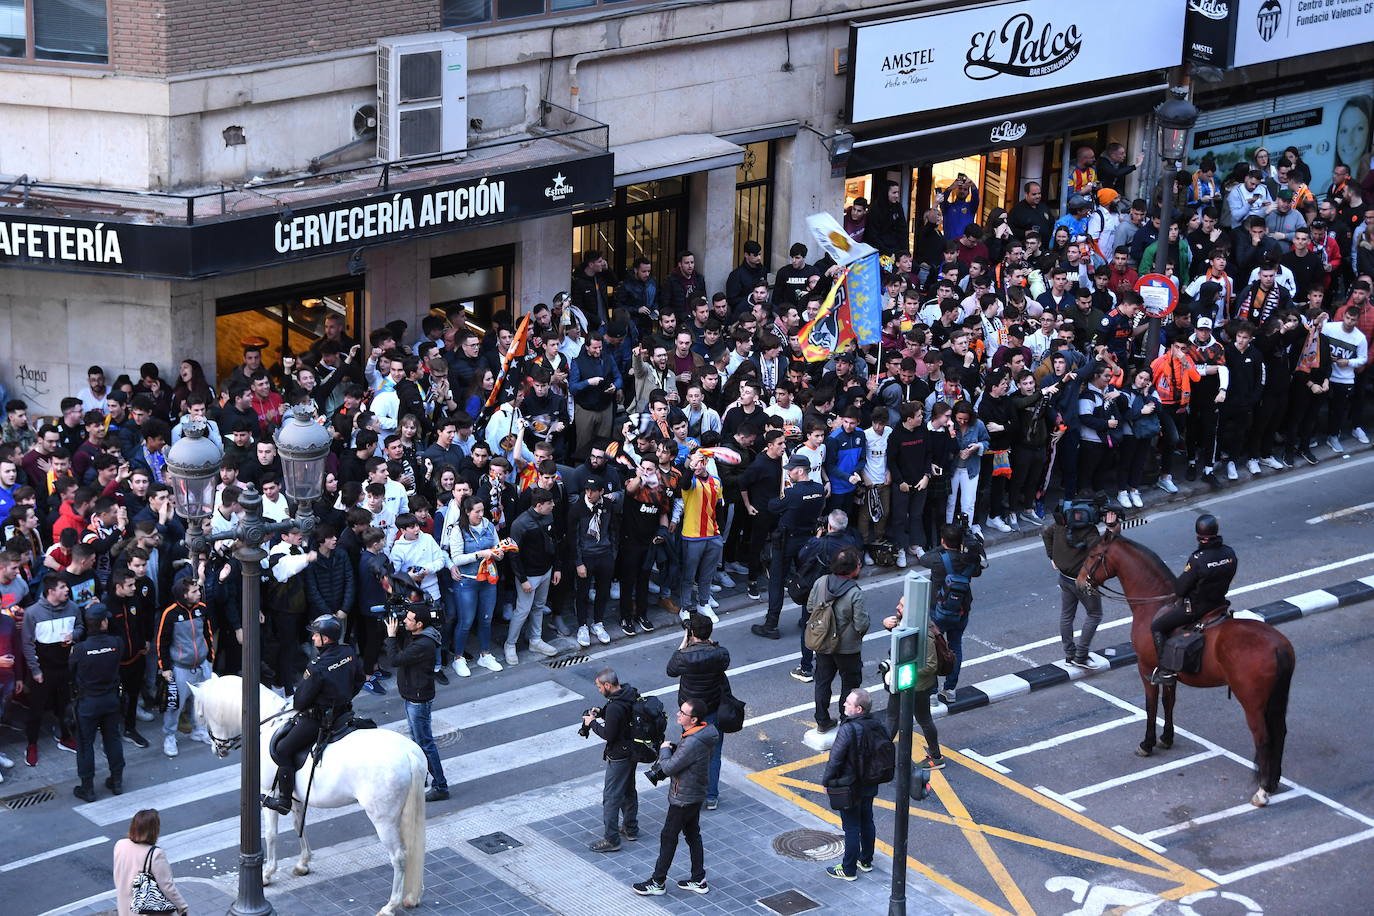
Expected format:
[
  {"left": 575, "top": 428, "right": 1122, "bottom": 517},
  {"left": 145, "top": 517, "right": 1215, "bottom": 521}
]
[
  {"left": 207, "top": 708, "right": 294, "bottom": 757},
  {"left": 1079, "top": 549, "right": 1176, "bottom": 604}
]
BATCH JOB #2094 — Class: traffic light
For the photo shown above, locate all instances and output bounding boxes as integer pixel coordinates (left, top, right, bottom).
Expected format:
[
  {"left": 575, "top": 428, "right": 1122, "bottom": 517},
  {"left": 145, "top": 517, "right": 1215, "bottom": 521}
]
[{"left": 891, "top": 626, "right": 920, "bottom": 692}]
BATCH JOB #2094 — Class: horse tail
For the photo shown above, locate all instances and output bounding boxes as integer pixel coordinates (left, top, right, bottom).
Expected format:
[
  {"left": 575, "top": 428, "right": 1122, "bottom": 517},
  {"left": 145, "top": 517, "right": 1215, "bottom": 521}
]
[
  {"left": 1257, "top": 644, "right": 1295, "bottom": 790},
  {"left": 400, "top": 750, "right": 427, "bottom": 902}
]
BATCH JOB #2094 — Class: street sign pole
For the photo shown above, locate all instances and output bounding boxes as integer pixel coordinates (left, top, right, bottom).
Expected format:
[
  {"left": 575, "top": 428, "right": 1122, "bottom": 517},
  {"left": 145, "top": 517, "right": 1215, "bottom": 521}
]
[{"left": 889, "top": 574, "right": 930, "bottom": 916}]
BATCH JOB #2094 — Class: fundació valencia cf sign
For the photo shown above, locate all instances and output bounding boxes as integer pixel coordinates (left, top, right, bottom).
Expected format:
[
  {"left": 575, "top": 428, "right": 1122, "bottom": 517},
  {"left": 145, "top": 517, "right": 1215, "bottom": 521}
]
[{"left": 847, "top": 0, "right": 1184, "bottom": 124}]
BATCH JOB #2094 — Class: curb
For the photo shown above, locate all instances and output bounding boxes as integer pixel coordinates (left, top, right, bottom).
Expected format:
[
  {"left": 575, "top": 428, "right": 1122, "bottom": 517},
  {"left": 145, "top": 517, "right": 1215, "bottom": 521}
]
[{"left": 931, "top": 573, "right": 1374, "bottom": 717}]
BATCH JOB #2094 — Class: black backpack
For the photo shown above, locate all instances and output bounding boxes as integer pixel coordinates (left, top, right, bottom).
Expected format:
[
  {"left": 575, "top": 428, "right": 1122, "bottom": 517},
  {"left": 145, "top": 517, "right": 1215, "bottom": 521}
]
[
  {"left": 629, "top": 694, "right": 668, "bottom": 764},
  {"left": 934, "top": 552, "right": 975, "bottom": 621},
  {"left": 786, "top": 550, "right": 829, "bottom": 606},
  {"left": 853, "top": 718, "right": 896, "bottom": 786}
]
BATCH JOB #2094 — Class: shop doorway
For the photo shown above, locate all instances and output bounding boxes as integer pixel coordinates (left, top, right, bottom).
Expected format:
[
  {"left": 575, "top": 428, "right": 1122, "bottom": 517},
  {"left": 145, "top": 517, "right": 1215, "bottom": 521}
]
[
  {"left": 214, "top": 277, "right": 364, "bottom": 385},
  {"left": 430, "top": 245, "right": 515, "bottom": 334},
  {"left": 912, "top": 149, "right": 1020, "bottom": 235},
  {"left": 571, "top": 177, "right": 690, "bottom": 285}
]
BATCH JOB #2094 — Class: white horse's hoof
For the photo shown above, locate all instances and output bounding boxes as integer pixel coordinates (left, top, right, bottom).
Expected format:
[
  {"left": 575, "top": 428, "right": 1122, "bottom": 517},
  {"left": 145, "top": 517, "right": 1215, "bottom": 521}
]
[
  {"left": 262, "top": 874, "right": 274, "bottom": 886},
  {"left": 402, "top": 893, "right": 422, "bottom": 908},
  {"left": 1251, "top": 789, "right": 1271, "bottom": 807},
  {"left": 292, "top": 864, "right": 311, "bottom": 876},
  {"left": 1135, "top": 746, "right": 1153, "bottom": 758},
  {"left": 375, "top": 908, "right": 397, "bottom": 916}
]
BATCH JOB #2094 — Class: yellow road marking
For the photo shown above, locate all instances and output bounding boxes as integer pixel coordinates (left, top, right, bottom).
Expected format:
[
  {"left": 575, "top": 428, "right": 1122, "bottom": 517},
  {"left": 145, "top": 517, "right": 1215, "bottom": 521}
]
[{"left": 749, "top": 742, "right": 1216, "bottom": 915}]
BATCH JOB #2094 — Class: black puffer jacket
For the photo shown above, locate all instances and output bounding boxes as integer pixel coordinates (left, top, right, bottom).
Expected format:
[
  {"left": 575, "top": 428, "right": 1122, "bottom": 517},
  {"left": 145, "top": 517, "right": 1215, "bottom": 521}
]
[
  {"left": 666, "top": 640, "right": 730, "bottom": 715},
  {"left": 384, "top": 626, "right": 441, "bottom": 704},
  {"left": 305, "top": 549, "right": 356, "bottom": 616}
]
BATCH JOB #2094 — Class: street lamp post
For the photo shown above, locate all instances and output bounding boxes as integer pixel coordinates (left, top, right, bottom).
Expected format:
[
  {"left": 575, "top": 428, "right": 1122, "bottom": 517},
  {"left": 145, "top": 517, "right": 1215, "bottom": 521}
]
[
  {"left": 165, "top": 406, "right": 330, "bottom": 916},
  {"left": 1150, "top": 85, "right": 1200, "bottom": 360}
]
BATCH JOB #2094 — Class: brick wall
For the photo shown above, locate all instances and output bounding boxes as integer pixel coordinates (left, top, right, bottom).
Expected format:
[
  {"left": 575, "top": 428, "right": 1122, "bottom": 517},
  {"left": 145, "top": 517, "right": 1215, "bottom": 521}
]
[{"left": 112, "top": 0, "right": 439, "bottom": 77}]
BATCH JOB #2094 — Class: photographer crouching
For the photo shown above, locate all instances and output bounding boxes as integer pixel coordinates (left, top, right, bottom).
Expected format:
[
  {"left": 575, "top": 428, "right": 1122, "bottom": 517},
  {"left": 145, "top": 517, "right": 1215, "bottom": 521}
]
[
  {"left": 384, "top": 598, "right": 449, "bottom": 803},
  {"left": 581, "top": 668, "right": 641, "bottom": 852},
  {"left": 632, "top": 698, "right": 719, "bottom": 897}
]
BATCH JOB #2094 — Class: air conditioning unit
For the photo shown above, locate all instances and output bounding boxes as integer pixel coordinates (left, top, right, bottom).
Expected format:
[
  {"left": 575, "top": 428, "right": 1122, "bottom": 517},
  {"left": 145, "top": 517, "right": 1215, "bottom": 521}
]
[{"left": 377, "top": 33, "right": 468, "bottom": 161}]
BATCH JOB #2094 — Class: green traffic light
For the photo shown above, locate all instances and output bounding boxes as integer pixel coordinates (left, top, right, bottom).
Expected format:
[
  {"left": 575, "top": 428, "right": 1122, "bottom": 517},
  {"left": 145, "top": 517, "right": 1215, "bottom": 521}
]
[{"left": 895, "top": 662, "right": 916, "bottom": 692}]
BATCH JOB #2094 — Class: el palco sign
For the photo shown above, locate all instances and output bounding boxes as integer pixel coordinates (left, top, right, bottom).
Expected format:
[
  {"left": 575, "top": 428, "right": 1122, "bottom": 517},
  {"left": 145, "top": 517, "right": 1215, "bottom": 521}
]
[
  {"left": 0, "top": 153, "right": 612, "bottom": 279},
  {"left": 848, "top": 0, "right": 1184, "bottom": 124}
]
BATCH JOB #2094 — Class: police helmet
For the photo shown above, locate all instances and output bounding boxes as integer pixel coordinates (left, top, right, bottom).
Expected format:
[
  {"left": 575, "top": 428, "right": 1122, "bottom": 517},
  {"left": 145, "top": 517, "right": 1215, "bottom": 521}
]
[
  {"left": 1195, "top": 514, "right": 1220, "bottom": 541},
  {"left": 307, "top": 614, "right": 344, "bottom": 642}
]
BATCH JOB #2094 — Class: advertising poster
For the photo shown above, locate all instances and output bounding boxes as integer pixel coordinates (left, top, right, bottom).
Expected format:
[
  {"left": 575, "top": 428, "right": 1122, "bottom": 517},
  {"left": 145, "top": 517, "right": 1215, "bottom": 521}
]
[{"left": 1188, "top": 79, "right": 1374, "bottom": 184}]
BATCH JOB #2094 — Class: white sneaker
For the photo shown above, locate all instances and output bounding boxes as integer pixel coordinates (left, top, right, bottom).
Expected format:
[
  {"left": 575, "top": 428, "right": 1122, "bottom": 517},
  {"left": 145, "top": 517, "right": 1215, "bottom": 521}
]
[
  {"left": 895, "top": 550, "right": 908, "bottom": 568},
  {"left": 1355, "top": 427, "right": 1369, "bottom": 445},
  {"left": 1246, "top": 459, "right": 1261, "bottom": 475},
  {"left": 529, "top": 639, "right": 559, "bottom": 657},
  {"left": 609, "top": 582, "right": 620, "bottom": 600},
  {"left": 1005, "top": 514, "right": 1020, "bottom": 532},
  {"left": 987, "top": 517, "right": 1010, "bottom": 533},
  {"left": 477, "top": 653, "right": 504, "bottom": 672},
  {"left": 679, "top": 609, "right": 692, "bottom": 623},
  {"left": 576, "top": 626, "right": 591, "bottom": 648},
  {"left": 726, "top": 562, "right": 750, "bottom": 576},
  {"left": 970, "top": 524, "right": 982, "bottom": 537},
  {"left": 1328, "top": 435, "right": 1344, "bottom": 453},
  {"left": 716, "top": 571, "right": 737, "bottom": 588},
  {"left": 709, "top": 582, "right": 723, "bottom": 592},
  {"left": 647, "top": 580, "right": 660, "bottom": 595},
  {"left": 504, "top": 646, "right": 520, "bottom": 667},
  {"left": 453, "top": 657, "right": 471, "bottom": 677},
  {"left": 1130, "top": 490, "right": 1143, "bottom": 508},
  {"left": 708, "top": 595, "right": 719, "bottom": 609},
  {"left": 697, "top": 605, "right": 719, "bottom": 623},
  {"left": 163, "top": 736, "right": 178, "bottom": 758},
  {"left": 591, "top": 623, "right": 611, "bottom": 645},
  {"left": 0, "top": 752, "right": 13, "bottom": 768},
  {"left": 864, "top": 552, "right": 876, "bottom": 565},
  {"left": 1262, "top": 455, "right": 1285, "bottom": 470},
  {"left": 136, "top": 707, "right": 155, "bottom": 722},
  {"left": 1157, "top": 475, "right": 1178, "bottom": 494},
  {"left": 1225, "top": 461, "right": 1238, "bottom": 480},
  {"left": 1117, "top": 491, "right": 1132, "bottom": 509}
]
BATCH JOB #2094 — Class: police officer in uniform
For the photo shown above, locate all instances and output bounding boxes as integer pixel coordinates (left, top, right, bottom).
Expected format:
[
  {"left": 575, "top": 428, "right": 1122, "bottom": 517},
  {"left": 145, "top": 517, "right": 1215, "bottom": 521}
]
[
  {"left": 1150, "top": 514, "right": 1237, "bottom": 684},
  {"left": 68, "top": 605, "right": 126, "bottom": 801},
  {"left": 262, "top": 614, "right": 364, "bottom": 814},
  {"left": 751, "top": 455, "right": 826, "bottom": 640}
]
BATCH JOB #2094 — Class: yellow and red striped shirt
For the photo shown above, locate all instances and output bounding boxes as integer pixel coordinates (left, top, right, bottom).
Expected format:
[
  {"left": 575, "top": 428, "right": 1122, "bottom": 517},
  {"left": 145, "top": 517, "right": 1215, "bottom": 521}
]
[{"left": 679, "top": 473, "right": 722, "bottom": 540}]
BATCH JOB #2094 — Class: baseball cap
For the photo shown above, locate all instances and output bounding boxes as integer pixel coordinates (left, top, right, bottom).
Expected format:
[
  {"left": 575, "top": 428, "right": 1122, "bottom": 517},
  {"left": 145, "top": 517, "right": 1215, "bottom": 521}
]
[
  {"left": 583, "top": 476, "right": 605, "bottom": 491},
  {"left": 1276, "top": 188, "right": 1294, "bottom": 201},
  {"left": 1195, "top": 316, "right": 1214, "bottom": 329}
]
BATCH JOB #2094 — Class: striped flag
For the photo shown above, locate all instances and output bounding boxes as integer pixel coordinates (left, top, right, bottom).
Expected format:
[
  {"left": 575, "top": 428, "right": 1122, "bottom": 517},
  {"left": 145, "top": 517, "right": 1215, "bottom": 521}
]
[
  {"left": 797, "top": 267, "right": 856, "bottom": 362},
  {"left": 484, "top": 312, "right": 531, "bottom": 410}
]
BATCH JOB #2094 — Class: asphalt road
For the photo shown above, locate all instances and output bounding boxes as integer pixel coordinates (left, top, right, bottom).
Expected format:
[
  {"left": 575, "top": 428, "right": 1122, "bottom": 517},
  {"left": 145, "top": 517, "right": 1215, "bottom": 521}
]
[{"left": 3, "top": 452, "right": 1371, "bottom": 916}]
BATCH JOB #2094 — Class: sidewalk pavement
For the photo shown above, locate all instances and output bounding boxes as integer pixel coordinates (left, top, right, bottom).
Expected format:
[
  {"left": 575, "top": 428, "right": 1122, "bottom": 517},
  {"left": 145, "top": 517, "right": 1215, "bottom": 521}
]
[{"left": 53, "top": 760, "right": 977, "bottom": 916}]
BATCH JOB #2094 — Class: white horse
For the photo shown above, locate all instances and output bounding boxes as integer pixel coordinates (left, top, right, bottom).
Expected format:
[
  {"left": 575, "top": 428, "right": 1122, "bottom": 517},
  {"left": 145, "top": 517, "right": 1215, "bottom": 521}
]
[{"left": 188, "top": 675, "right": 429, "bottom": 916}]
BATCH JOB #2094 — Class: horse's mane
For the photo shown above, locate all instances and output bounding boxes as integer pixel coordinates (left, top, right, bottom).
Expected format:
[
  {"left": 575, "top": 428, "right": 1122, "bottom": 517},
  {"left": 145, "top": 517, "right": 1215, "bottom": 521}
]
[{"left": 1115, "top": 535, "right": 1178, "bottom": 586}]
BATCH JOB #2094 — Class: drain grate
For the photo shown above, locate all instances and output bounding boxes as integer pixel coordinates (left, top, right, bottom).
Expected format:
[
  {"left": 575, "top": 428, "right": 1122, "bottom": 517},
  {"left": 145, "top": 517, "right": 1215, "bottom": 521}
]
[
  {"left": 468, "top": 831, "right": 523, "bottom": 855},
  {"left": 543, "top": 654, "right": 590, "bottom": 669},
  {"left": 758, "top": 889, "right": 821, "bottom": 915},
  {"left": 3, "top": 788, "right": 56, "bottom": 810},
  {"left": 434, "top": 729, "right": 462, "bottom": 749},
  {"left": 771, "top": 828, "right": 845, "bottom": 861}
]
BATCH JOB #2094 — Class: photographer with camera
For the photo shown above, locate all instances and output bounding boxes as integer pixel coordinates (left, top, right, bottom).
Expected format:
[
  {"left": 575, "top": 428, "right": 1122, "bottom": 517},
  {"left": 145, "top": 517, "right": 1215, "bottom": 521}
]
[
  {"left": 582, "top": 668, "right": 641, "bottom": 853},
  {"left": 666, "top": 614, "right": 729, "bottom": 809},
  {"left": 384, "top": 600, "right": 449, "bottom": 803},
  {"left": 1044, "top": 502, "right": 1115, "bottom": 669},
  {"left": 631, "top": 697, "right": 719, "bottom": 897}
]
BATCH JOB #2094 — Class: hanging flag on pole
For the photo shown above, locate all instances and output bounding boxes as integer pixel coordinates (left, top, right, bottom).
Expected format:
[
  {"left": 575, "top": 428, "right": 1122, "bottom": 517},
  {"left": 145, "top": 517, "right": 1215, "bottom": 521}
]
[
  {"left": 806, "top": 212, "right": 877, "bottom": 267},
  {"left": 797, "top": 266, "right": 856, "bottom": 362},
  {"left": 844, "top": 252, "right": 882, "bottom": 346},
  {"left": 483, "top": 312, "right": 531, "bottom": 411}
]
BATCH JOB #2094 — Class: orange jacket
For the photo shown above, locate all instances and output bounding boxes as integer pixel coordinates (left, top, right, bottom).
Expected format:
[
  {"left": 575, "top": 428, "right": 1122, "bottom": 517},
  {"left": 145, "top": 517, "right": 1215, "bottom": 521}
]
[{"left": 1150, "top": 351, "right": 1201, "bottom": 408}]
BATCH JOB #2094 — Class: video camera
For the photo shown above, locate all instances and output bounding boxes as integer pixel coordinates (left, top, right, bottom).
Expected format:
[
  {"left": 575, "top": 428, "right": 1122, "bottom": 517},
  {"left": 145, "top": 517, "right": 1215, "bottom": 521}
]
[
  {"left": 953, "top": 512, "right": 988, "bottom": 570},
  {"left": 366, "top": 570, "right": 440, "bottom": 623},
  {"left": 1060, "top": 495, "right": 1147, "bottom": 532}
]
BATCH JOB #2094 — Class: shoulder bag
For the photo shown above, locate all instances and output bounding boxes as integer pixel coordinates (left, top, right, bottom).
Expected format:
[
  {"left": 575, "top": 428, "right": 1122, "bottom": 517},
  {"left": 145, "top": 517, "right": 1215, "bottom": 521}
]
[
  {"left": 715, "top": 673, "right": 746, "bottom": 734},
  {"left": 131, "top": 846, "right": 178, "bottom": 914}
]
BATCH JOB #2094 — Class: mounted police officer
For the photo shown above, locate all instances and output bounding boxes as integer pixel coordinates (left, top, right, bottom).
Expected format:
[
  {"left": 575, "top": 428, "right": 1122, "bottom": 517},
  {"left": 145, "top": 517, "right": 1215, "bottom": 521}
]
[
  {"left": 69, "top": 605, "right": 125, "bottom": 801},
  {"left": 1150, "top": 514, "right": 1237, "bottom": 684},
  {"left": 262, "top": 614, "right": 364, "bottom": 814},
  {"left": 751, "top": 454, "right": 826, "bottom": 641}
]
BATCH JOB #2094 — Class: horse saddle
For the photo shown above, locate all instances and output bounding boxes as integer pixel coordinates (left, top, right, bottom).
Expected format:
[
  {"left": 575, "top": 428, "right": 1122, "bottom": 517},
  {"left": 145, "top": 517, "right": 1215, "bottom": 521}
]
[{"left": 270, "top": 714, "right": 377, "bottom": 769}]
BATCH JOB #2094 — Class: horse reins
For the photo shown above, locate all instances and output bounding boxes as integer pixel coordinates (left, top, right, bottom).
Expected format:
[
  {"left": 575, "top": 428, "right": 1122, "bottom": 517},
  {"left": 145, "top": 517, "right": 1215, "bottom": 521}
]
[
  {"left": 207, "top": 707, "right": 294, "bottom": 757},
  {"left": 1078, "top": 554, "right": 1176, "bottom": 604}
]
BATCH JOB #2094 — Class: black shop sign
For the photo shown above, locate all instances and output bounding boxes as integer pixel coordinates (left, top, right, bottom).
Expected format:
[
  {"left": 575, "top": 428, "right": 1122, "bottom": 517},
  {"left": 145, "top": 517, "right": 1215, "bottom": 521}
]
[{"left": 0, "top": 153, "right": 613, "bottom": 279}]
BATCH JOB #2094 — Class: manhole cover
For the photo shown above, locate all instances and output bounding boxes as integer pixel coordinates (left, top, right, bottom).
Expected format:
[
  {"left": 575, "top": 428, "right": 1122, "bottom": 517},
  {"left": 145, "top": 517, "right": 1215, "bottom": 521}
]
[
  {"left": 758, "top": 889, "right": 821, "bottom": 915},
  {"left": 771, "top": 828, "right": 845, "bottom": 861},
  {"left": 544, "top": 654, "right": 590, "bottom": 669},
  {"left": 468, "top": 831, "right": 523, "bottom": 855},
  {"left": 434, "top": 729, "right": 462, "bottom": 749},
  {"left": 3, "top": 788, "right": 55, "bottom": 810}
]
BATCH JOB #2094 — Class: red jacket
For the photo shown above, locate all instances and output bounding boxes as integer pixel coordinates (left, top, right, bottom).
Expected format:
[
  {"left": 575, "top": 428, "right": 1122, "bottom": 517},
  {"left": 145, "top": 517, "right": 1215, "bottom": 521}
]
[{"left": 52, "top": 500, "right": 87, "bottom": 545}]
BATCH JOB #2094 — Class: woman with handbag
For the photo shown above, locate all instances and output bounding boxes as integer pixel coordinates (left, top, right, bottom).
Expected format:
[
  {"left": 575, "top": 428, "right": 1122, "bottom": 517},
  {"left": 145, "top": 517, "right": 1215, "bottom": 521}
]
[
  {"left": 882, "top": 597, "right": 946, "bottom": 771},
  {"left": 113, "top": 808, "right": 188, "bottom": 916}
]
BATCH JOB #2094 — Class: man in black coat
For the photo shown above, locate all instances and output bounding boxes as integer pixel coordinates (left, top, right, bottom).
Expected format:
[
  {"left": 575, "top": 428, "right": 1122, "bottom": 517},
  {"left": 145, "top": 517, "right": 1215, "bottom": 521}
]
[
  {"left": 384, "top": 603, "right": 448, "bottom": 802},
  {"left": 724, "top": 241, "right": 768, "bottom": 310},
  {"left": 666, "top": 615, "right": 730, "bottom": 809}
]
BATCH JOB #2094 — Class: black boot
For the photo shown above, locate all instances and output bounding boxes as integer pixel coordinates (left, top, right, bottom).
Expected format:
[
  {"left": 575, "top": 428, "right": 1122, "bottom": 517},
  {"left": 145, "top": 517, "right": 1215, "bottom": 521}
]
[
  {"left": 1149, "top": 631, "right": 1175, "bottom": 685},
  {"left": 105, "top": 774, "right": 123, "bottom": 795},
  {"left": 261, "top": 794, "right": 293, "bottom": 814},
  {"left": 73, "top": 782, "right": 96, "bottom": 803}
]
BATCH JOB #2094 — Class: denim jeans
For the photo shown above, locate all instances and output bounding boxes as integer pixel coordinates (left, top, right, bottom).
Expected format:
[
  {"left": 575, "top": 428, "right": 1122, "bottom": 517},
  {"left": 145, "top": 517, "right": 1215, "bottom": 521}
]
[
  {"left": 677, "top": 536, "right": 723, "bottom": 610},
  {"left": 703, "top": 710, "right": 723, "bottom": 802},
  {"left": 507, "top": 570, "right": 552, "bottom": 651},
  {"left": 934, "top": 612, "right": 967, "bottom": 691},
  {"left": 162, "top": 659, "right": 212, "bottom": 738},
  {"left": 602, "top": 756, "right": 638, "bottom": 843},
  {"left": 454, "top": 576, "right": 496, "bottom": 656},
  {"left": 405, "top": 698, "right": 446, "bottom": 790},
  {"left": 839, "top": 791, "right": 877, "bottom": 875}
]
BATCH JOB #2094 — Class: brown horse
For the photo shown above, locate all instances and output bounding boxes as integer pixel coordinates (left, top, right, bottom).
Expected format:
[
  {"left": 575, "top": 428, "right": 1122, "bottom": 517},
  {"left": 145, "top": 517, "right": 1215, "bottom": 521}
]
[{"left": 1077, "top": 530, "right": 1295, "bottom": 806}]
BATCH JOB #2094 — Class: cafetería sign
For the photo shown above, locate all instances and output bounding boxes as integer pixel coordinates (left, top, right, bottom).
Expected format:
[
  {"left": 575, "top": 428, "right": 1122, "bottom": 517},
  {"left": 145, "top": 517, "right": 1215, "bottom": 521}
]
[
  {"left": 0, "top": 154, "right": 613, "bottom": 279},
  {"left": 849, "top": 0, "right": 1184, "bottom": 124}
]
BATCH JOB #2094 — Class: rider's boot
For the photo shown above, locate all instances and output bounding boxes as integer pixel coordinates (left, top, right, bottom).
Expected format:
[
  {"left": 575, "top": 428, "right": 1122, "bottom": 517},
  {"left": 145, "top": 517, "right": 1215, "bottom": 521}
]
[
  {"left": 261, "top": 770, "right": 293, "bottom": 814},
  {"left": 1149, "top": 630, "right": 1175, "bottom": 685}
]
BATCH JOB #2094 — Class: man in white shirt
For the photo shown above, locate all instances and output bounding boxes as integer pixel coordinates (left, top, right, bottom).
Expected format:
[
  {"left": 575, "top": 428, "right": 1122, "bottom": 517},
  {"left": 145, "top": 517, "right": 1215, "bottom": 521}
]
[
  {"left": 370, "top": 360, "right": 405, "bottom": 432},
  {"left": 259, "top": 474, "right": 291, "bottom": 523},
  {"left": 388, "top": 513, "right": 447, "bottom": 601},
  {"left": 1227, "top": 170, "right": 1274, "bottom": 228},
  {"left": 359, "top": 482, "right": 398, "bottom": 547},
  {"left": 857, "top": 412, "right": 892, "bottom": 559},
  {"left": 75, "top": 366, "right": 112, "bottom": 414},
  {"left": 365, "top": 457, "right": 409, "bottom": 520}
]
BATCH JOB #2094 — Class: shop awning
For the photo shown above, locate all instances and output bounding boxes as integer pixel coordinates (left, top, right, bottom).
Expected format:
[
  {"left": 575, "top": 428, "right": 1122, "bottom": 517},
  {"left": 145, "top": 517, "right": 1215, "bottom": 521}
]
[
  {"left": 611, "top": 134, "right": 744, "bottom": 187},
  {"left": 848, "top": 84, "right": 1169, "bottom": 174}
]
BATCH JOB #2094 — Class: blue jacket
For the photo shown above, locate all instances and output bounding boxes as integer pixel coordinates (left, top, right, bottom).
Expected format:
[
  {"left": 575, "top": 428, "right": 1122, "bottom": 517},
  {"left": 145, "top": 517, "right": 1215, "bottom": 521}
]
[
  {"left": 951, "top": 420, "right": 990, "bottom": 475},
  {"left": 824, "top": 427, "right": 866, "bottom": 495}
]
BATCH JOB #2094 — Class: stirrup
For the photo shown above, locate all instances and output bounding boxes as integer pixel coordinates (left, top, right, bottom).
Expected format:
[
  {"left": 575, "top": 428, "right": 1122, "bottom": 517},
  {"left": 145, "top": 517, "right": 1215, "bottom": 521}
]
[
  {"left": 1149, "top": 667, "right": 1177, "bottom": 686},
  {"left": 261, "top": 794, "right": 292, "bottom": 814}
]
